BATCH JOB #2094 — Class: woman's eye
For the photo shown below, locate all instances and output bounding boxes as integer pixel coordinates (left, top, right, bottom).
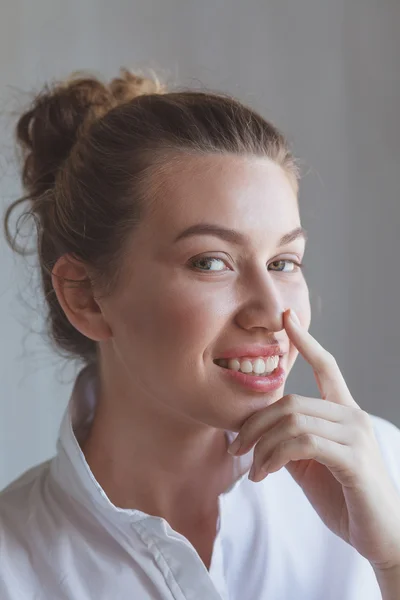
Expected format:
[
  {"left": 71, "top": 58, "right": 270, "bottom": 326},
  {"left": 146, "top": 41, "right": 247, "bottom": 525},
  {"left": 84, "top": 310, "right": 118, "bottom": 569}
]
[
  {"left": 190, "top": 256, "right": 227, "bottom": 272},
  {"left": 269, "top": 259, "right": 302, "bottom": 273},
  {"left": 189, "top": 256, "right": 303, "bottom": 274}
]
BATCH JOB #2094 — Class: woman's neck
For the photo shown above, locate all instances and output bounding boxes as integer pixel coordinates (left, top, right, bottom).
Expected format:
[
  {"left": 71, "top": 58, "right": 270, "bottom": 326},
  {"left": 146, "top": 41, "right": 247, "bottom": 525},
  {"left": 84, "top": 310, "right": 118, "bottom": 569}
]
[{"left": 80, "top": 371, "right": 234, "bottom": 525}]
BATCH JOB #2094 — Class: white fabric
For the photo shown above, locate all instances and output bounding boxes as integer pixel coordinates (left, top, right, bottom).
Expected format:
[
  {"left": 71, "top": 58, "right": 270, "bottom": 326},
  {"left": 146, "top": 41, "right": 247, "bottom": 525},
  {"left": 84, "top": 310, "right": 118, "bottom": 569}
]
[{"left": 1, "top": 365, "right": 400, "bottom": 599}]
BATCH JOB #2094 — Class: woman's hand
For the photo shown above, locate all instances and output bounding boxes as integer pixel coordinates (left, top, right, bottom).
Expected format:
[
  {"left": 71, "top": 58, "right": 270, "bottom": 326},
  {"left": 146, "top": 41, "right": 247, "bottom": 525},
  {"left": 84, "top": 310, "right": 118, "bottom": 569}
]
[{"left": 228, "top": 309, "right": 400, "bottom": 572}]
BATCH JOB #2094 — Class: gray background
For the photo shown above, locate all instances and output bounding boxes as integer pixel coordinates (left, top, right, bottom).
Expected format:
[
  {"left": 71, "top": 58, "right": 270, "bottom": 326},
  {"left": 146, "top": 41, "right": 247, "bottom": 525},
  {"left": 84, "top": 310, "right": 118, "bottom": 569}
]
[{"left": 0, "top": 0, "right": 399, "bottom": 489}]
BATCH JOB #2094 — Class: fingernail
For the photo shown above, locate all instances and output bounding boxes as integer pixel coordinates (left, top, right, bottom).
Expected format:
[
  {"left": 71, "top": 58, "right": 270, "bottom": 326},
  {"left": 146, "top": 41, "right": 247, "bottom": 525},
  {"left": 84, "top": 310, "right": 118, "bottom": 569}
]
[
  {"left": 228, "top": 435, "right": 241, "bottom": 455},
  {"left": 248, "top": 463, "right": 257, "bottom": 481},
  {"left": 289, "top": 309, "right": 300, "bottom": 326}
]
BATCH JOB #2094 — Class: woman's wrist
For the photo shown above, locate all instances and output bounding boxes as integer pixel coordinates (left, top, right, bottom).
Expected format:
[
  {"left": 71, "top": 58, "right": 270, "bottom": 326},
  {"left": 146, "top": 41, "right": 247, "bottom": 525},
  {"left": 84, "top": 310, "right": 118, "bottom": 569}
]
[{"left": 373, "top": 563, "right": 400, "bottom": 600}]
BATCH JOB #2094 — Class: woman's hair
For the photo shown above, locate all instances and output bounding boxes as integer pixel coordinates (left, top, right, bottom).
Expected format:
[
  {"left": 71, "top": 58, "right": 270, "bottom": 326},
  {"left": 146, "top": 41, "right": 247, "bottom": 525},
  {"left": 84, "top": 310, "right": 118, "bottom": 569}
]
[{"left": 3, "top": 68, "right": 299, "bottom": 365}]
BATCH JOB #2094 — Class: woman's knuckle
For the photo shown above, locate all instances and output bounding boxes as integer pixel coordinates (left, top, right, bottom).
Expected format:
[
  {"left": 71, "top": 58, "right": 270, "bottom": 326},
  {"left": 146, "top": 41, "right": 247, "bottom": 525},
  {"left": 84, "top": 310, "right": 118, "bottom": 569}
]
[
  {"left": 349, "top": 409, "right": 373, "bottom": 449},
  {"left": 353, "top": 408, "right": 372, "bottom": 430},
  {"left": 300, "top": 433, "right": 319, "bottom": 454},
  {"left": 285, "top": 412, "right": 305, "bottom": 435},
  {"left": 283, "top": 394, "right": 301, "bottom": 412}
]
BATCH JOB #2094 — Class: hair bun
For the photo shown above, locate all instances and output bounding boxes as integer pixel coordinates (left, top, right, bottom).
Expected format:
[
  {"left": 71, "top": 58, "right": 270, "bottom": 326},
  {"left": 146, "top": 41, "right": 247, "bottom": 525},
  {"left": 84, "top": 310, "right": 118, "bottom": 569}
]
[
  {"left": 109, "top": 68, "right": 165, "bottom": 103},
  {"left": 17, "top": 68, "right": 165, "bottom": 198}
]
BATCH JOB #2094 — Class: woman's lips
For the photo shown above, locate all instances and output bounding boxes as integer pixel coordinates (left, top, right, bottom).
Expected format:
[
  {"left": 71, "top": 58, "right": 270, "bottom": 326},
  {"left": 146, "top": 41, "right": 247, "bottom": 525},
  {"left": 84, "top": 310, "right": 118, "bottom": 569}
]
[{"left": 215, "top": 359, "right": 286, "bottom": 393}]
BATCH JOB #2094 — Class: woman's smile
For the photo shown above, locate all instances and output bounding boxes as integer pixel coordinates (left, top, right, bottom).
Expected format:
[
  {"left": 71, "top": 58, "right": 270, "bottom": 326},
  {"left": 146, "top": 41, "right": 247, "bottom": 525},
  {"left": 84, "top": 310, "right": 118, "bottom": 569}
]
[{"left": 213, "top": 356, "right": 286, "bottom": 393}]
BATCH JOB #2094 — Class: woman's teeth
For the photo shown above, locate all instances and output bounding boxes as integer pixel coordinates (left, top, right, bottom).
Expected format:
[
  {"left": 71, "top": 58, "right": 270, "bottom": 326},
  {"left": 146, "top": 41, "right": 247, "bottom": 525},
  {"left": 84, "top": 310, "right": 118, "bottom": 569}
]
[{"left": 216, "top": 356, "right": 280, "bottom": 377}]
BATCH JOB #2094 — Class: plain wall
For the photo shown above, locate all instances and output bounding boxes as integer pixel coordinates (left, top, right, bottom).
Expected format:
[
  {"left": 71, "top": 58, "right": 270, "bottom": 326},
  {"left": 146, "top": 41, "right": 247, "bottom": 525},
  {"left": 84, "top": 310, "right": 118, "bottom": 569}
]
[{"left": 1, "top": 0, "right": 399, "bottom": 489}]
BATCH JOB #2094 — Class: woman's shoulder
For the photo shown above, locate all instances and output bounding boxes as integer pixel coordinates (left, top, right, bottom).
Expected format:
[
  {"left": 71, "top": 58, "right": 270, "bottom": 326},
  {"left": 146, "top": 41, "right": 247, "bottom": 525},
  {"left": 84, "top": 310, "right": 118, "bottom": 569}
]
[
  {"left": 0, "top": 461, "right": 52, "bottom": 535},
  {"left": 1, "top": 460, "right": 51, "bottom": 502},
  {"left": 0, "top": 461, "right": 56, "bottom": 597}
]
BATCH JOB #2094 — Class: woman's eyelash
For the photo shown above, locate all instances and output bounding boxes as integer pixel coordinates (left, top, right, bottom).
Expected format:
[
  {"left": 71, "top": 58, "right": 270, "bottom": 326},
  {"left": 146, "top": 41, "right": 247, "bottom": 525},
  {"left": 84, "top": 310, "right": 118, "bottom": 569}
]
[
  {"left": 189, "top": 256, "right": 227, "bottom": 271},
  {"left": 269, "top": 259, "right": 304, "bottom": 271},
  {"left": 189, "top": 256, "right": 304, "bottom": 272}
]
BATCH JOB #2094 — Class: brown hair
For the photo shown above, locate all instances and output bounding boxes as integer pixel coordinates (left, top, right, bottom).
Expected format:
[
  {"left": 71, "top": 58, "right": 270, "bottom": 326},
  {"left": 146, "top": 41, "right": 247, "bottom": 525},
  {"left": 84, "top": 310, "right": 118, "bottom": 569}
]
[{"left": 3, "top": 68, "right": 299, "bottom": 365}]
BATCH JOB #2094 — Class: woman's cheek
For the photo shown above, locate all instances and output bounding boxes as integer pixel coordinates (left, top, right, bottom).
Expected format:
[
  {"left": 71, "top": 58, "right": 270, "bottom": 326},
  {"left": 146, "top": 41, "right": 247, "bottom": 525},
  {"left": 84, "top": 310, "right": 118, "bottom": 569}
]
[
  {"left": 154, "top": 287, "right": 220, "bottom": 347},
  {"left": 298, "top": 295, "right": 311, "bottom": 330},
  {"left": 284, "top": 278, "right": 311, "bottom": 329}
]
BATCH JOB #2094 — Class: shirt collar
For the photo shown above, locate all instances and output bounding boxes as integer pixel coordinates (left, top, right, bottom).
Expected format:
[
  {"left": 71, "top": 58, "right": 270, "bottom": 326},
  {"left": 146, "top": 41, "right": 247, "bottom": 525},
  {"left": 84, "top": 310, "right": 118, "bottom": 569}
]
[{"left": 50, "top": 365, "right": 253, "bottom": 522}]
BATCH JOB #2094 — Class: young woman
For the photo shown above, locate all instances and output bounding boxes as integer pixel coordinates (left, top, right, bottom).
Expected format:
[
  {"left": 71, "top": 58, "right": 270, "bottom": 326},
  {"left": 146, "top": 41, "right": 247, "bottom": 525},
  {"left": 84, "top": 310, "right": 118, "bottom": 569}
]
[{"left": 1, "top": 69, "right": 400, "bottom": 600}]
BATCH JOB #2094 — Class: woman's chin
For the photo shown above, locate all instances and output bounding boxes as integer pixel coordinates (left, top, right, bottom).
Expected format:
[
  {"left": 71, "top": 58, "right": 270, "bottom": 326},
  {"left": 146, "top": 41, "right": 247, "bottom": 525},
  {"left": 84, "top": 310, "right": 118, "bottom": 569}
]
[{"left": 206, "top": 388, "right": 285, "bottom": 433}]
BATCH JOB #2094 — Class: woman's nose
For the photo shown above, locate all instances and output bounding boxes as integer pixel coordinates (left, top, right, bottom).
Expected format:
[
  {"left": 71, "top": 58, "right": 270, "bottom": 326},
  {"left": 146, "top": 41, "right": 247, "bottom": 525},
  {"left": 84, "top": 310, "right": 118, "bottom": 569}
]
[{"left": 235, "top": 273, "right": 284, "bottom": 333}]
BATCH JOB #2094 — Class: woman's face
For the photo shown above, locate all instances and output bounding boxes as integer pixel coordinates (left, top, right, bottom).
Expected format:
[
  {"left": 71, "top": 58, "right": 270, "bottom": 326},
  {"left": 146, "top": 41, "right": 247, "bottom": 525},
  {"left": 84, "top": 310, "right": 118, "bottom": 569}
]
[{"left": 100, "top": 154, "right": 311, "bottom": 431}]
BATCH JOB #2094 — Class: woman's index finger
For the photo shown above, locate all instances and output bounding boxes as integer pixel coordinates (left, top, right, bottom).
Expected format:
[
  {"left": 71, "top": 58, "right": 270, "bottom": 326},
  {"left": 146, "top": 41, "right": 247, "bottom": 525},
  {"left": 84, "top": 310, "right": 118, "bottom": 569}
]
[{"left": 284, "top": 310, "right": 358, "bottom": 407}]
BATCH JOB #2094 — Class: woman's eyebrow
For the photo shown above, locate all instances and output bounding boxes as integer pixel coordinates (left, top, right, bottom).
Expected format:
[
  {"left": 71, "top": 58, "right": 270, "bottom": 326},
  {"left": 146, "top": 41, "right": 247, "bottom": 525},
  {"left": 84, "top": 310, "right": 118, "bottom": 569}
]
[
  {"left": 279, "top": 226, "right": 308, "bottom": 246},
  {"left": 173, "top": 223, "right": 308, "bottom": 247}
]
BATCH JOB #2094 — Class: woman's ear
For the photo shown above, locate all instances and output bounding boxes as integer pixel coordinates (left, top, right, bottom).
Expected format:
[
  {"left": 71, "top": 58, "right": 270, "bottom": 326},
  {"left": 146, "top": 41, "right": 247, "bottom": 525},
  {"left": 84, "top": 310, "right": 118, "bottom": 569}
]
[{"left": 51, "top": 255, "right": 112, "bottom": 342}]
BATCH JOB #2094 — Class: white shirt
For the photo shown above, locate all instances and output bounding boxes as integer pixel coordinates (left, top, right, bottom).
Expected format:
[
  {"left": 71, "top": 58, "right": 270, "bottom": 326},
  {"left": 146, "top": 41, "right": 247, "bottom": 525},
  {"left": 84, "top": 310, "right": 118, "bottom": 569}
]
[{"left": 1, "top": 366, "right": 400, "bottom": 600}]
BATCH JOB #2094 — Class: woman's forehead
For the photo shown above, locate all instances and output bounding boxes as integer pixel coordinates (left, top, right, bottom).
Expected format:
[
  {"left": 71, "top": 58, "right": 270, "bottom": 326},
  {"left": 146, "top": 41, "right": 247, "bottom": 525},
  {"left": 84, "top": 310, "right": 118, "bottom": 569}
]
[{"left": 147, "top": 153, "right": 300, "bottom": 236}]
